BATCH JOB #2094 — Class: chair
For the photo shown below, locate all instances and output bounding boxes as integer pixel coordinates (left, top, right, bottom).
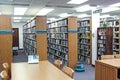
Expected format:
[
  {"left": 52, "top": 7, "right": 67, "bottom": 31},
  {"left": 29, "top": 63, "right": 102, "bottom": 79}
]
[
  {"left": 115, "top": 54, "right": 120, "bottom": 58},
  {"left": 2, "top": 63, "right": 10, "bottom": 78},
  {"left": 101, "top": 55, "right": 114, "bottom": 60},
  {"left": 0, "top": 70, "right": 8, "bottom": 80},
  {"left": 62, "top": 66, "right": 74, "bottom": 78},
  {"left": 54, "top": 60, "right": 62, "bottom": 69}
]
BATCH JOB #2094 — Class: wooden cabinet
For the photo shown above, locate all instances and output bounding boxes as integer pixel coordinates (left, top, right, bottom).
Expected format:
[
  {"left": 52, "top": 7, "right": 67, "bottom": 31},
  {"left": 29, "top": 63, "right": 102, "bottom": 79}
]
[
  {"left": 23, "top": 16, "right": 47, "bottom": 61},
  {"left": 0, "top": 15, "right": 12, "bottom": 72},
  {"left": 47, "top": 16, "right": 78, "bottom": 69}
]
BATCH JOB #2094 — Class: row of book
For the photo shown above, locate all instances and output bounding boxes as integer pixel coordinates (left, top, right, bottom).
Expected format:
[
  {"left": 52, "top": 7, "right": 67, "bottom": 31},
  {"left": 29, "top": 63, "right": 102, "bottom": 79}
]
[
  {"left": 48, "top": 49, "right": 68, "bottom": 60},
  {"left": 98, "top": 44, "right": 105, "bottom": 47},
  {"left": 79, "top": 39, "right": 90, "bottom": 44},
  {"left": 23, "top": 20, "right": 36, "bottom": 29},
  {"left": 78, "top": 33, "right": 90, "bottom": 38},
  {"left": 98, "top": 36, "right": 106, "bottom": 39},
  {"left": 100, "top": 20, "right": 118, "bottom": 27},
  {"left": 24, "top": 38, "right": 36, "bottom": 47},
  {"left": 48, "top": 19, "right": 68, "bottom": 28},
  {"left": 24, "top": 34, "right": 36, "bottom": 40},
  {"left": 48, "top": 27, "right": 68, "bottom": 33},
  {"left": 113, "top": 45, "right": 119, "bottom": 50},
  {"left": 48, "top": 53, "right": 68, "bottom": 65},
  {"left": 24, "top": 44, "right": 36, "bottom": 55},
  {"left": 78, "top": 27, "right": 90, "bottom": 33},
  {"left": 48, "top": 44, "right": 68, "bottom": 53},
  {"left": 78, "top": 55, "right": 90, "bottom": 64},
  {"left": 48, "top": 39, "right": 68, "bottom": 46},
  {"left": 98, "top": 29, "right": 106, "bottom": 35},
  {"left": 79, "top": 44, "right": 90, "bottom": 50},
  {"left": 78, "top": 50, "right": 90, "bottom": 56},
  {"left": 23, "top": 27, "right": 36, "bottom": 33},
  {"left": 48, "top": 33, "right": 68, "bottom": 39},
  {"left": 78, "top": 20, "right": 90, "bottom": 27},
  {"left": 98, "top": 40, "right": 106, "bottom": 44}
]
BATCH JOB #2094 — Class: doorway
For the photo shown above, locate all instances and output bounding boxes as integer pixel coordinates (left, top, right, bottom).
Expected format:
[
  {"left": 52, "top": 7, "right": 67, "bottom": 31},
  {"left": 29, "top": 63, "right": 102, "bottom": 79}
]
[{"left": 12, "top": 28, "right": 19, "bottom": 47}]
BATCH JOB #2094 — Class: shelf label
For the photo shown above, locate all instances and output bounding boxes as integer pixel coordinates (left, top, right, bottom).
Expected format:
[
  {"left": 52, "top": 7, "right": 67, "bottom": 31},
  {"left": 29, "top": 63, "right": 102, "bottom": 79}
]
[
  {"left": 68, "top": 30, "right": 77, "bottom": 33},
  {"left": 36, "top": 30, "right": 47, "bottom": 34},
  {"left": 0, "top": 30, "right": 12, "bottom": 34}
]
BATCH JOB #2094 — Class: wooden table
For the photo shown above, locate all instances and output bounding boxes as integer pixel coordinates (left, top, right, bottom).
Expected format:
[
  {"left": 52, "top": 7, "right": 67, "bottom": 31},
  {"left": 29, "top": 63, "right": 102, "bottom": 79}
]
[
  {"left": 11, "top": 60, "right": 74, "bottom": 80},
  {"left": 95, "top": 59, "right": 120, "bottom": 80}
]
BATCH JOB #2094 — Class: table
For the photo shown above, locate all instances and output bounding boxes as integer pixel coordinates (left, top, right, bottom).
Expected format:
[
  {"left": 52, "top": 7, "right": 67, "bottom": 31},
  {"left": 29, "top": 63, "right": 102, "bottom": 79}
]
[
  {"left": 11, "top": 60, "right": 73, "bottom": 80},
  {"left": 95, "top": 59, "right": 120, "bottom": 80}
]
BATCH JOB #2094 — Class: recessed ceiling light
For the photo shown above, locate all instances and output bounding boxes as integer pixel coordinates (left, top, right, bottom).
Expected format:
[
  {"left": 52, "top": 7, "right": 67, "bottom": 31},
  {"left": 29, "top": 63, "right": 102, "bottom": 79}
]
[
  {"left": 59, "top": 13, "right": 71, "bottom": 17},
  {"left": 102, "top": 6, "right": 120, "bottom": 13},
  {"left": 110, "top": 3, "right": 120, "bottom": 7},
  {"left": 14, "top": 7, "right": 28, "bottom": 15},
  {"left": 13, "top": 17, "right": 22, "bottom": 19},
  {"left": 67, "top": 0, "right": 88, "bottom": 4},
  {"left": 100, "top": 14, "right": 110, "bottom": 18},
  {"left": 36, "top": 8, "right": 54, "bottom": 15},
  {"left": 75, "top": 5, "right": 94, "bottom": 12},
  {"left": 77, "top": 14, "right": 90, "bottom": 18}
]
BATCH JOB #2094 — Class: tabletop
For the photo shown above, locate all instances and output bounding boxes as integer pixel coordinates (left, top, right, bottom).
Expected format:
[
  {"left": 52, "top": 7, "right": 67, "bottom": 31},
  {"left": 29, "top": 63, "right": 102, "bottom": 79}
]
[
  {"left": 11, "top": 60, "right": 74, "bottom": 80},
  {"left": 97, "top": 59, "right": 120, "bottom": 68}
]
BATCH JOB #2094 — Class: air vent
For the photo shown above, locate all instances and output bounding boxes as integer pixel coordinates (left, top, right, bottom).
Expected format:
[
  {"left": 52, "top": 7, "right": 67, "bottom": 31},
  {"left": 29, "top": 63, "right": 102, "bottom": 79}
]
[{"left": 45, "top": 4, "right": 73, "bottom": 8}]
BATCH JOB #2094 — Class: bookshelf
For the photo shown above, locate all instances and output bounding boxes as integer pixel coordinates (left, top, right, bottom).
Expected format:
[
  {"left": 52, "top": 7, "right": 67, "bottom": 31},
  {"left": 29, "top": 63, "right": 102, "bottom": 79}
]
[
  {"left": 47, "top": 16, "right": 78, "bottom": 69},
  {"left": 113, "top": 27, "right": 119, "bottom": 54},
  {"left": 100, "top": 20, "right": 117, "bottom": 27},
  {"left": 0, "top": 15, "right": 12, "bottom": 72},
  {"left": 23, "top": 16, "right": 47, "bottom": 61},
  {"left": 97, "top": 27, "right": 113, "bottom": 59},
  {"left": 78, "top": 19, "right": 92, "bottom": 64},
  {"left": 113, "top": 20, "right": 120, "bottom": 54}
]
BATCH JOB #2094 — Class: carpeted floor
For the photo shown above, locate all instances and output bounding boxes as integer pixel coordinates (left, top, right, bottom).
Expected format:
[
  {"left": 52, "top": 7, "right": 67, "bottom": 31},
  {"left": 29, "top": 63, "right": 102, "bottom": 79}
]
[{"left": 0, "top": 50, "right": 95, "bottom": 80}]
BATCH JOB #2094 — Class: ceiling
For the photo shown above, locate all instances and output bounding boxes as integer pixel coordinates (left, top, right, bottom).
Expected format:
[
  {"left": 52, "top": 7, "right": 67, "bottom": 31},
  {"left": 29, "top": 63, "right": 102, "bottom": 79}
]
[{"left": 0, "top": 0, "right": 120, "bottom": 22}]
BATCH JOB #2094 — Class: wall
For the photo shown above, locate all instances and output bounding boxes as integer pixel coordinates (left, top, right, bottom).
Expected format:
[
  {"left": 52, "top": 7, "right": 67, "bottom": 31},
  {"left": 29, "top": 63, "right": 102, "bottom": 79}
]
[
  {"left": 92, "top": 9, "right": 100, "bottom": 65},
  {"left": 12, "top": 22, "right": 25, "bottom": 49}
]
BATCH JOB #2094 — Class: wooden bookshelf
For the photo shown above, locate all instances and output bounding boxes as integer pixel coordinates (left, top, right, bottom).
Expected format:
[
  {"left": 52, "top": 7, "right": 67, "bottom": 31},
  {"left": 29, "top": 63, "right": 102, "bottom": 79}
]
[
  {"left": 47, "top": 16, "right": 78, "bottom": 69},
  {"left": 112, "top": 20, "right": 120, "bottom": 54},
  {"left": 78, "top": 19, "right": 92, "bottom": 64},
  {"left": 97, "top": 27, "right": 113, "bottom": 59},
  {"left": 23, "top": 16, "right": 47, "bottom": 61},
  {"left": 0, "top": 15, "right": 12, "bottom": 72},
  {"left": 100, "top": 19, "right": 120, "bottom": 55}
]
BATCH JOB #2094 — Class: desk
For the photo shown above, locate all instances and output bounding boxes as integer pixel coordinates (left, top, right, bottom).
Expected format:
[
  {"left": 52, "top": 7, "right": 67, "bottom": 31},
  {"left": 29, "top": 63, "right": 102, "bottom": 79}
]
[
  {"left": 11, "top": 60, "right": 73, "bottom": 80},
  {"left": 95, "top": 59, "right": 120, "bottom": 80}
]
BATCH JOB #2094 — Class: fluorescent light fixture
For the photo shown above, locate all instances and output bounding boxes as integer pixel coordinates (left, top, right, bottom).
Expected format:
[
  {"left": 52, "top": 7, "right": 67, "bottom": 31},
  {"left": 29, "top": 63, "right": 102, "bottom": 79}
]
[
  {"left": 102, "top": 6, "right": 120, "bottom": 13},
  {"left": 14, "top": 7, "right": 28, "bottom": 15},
  {"left": 30, "top": 17, "right": 34, "bottom": 20},
  {"left": 13, "top": 17, "right": 22, "bottom": 19},
  {"left": 78, "top": 14, "right": 90, "bottom": 18},
  {"left": 14, "top": 20, "right": 20, "bottom": 22},
  {"left": 59, "top": 13, "right": 71, "bottom": 17},
  {"left": 67, "top": 0, "right": 88, "bottom": 4},
  {"left": 36, "top": 8, "right": 54, "bottom": 15},
  {"left": 75, "top": 5, "right": 93, "bottom": 12},
  {"left": 110, "top": 3, "right": 120, "bottom": 7},
  {"left": 100, "top": 14, "right": 110, "bottom": 18}
]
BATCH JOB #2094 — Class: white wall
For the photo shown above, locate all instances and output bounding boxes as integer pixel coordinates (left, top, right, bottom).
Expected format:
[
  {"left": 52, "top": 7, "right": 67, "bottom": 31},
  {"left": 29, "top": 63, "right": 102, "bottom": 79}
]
[
  {"left": 92, "top": 10, "right": 100, "bottom": 65},
  {"left": 12, "top": 22, "right": 25, "bottom": 49}
]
